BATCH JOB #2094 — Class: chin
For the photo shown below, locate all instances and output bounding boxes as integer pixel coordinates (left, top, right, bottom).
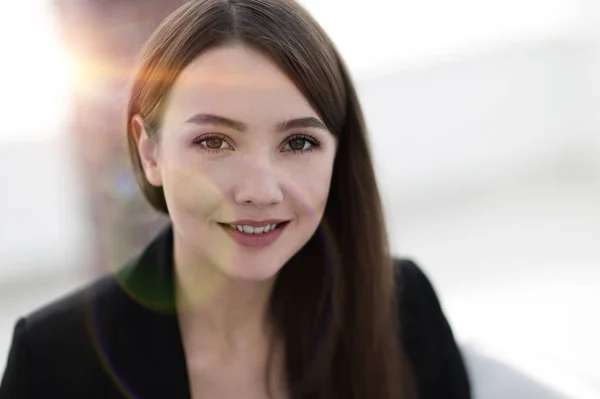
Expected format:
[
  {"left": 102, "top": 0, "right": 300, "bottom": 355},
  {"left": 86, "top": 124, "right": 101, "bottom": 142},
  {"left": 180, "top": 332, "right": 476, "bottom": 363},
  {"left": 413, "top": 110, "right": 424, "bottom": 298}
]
[
  {"left": 219, "top": 260, "right": 283, "bottom": 282},
  {"left": 209, "top": 225, "right": 308, "bottom": 283}
]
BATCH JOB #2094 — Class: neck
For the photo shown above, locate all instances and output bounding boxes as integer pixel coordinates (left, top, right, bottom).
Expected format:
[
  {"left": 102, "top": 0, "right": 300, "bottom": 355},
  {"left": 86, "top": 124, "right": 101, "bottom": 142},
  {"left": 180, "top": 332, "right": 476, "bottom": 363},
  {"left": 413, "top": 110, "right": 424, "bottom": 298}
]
[{"left": 173, "top": 235, "right": 277, "bottom": 344}]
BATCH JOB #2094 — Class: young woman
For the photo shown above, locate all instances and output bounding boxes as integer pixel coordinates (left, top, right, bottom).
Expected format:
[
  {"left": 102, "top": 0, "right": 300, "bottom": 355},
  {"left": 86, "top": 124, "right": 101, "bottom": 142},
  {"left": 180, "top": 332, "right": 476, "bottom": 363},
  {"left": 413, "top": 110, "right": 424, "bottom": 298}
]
[{"left": 0, "top": 1, "right": 470, "bottom": 398}]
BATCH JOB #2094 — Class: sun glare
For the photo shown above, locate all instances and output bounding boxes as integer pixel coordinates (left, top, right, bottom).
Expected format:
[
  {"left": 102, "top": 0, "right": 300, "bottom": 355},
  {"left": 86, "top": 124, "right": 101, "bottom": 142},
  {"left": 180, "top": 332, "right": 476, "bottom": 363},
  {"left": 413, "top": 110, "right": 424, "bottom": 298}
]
[{"left": 0, "top": 0, "right": 73, "bottom": 145}]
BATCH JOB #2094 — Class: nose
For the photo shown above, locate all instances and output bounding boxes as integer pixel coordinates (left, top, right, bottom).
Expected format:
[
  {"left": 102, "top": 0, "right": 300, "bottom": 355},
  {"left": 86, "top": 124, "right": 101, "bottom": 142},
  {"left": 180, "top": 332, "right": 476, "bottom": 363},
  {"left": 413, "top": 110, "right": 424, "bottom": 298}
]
[{"left": 232, "top": 160, "right": 283, "bottom": 207}]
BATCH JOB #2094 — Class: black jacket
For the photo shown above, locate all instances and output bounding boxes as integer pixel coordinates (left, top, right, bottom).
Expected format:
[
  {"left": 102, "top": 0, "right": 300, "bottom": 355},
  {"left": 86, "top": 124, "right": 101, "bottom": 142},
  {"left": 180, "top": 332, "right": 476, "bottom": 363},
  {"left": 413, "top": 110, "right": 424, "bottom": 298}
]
[{"left": 0, "top": 227, "right": 470, "bottom": 398}]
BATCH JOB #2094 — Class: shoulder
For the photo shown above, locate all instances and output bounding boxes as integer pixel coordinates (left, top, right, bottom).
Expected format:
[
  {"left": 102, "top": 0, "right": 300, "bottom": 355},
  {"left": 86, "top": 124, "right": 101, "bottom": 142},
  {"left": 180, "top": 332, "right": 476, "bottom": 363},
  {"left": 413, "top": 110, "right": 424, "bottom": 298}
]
[
  {"left": 26, "top": 273, "right": 119, "bottom": 326},
  {"left": 393, "top": 258, "right": 472, "bottom": 399},
  {"left": 394, "top": 258, "right": 449, "bottom": 361},
  {"left": 394, "top": 258, "right": 434, "bottom": 303},
  {"left": 23, "top": 273, "right": 121, "bottom": 345},
  {"left": 1, "top": 228, "right": 173, "bottom": 398},
  {"left": 2, "top": 273, "right": 124, "bottom": 397},
  {"left": 394, "top": 258, "right": 446, "bottom": 318}
]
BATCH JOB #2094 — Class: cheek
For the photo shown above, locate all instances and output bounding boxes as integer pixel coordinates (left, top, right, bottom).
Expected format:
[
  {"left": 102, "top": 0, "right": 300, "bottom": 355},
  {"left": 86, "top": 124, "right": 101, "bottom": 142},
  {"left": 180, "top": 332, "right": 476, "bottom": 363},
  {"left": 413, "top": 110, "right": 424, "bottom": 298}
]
[
  {"left": 161, "top": 165, "right": 240, "bottom": 268},
  {"left": 158, "top": 139, "right": 235, "bottom": 220},
  {"left": 161, "top": 165, "right": 225, "bottom": 220},
  {"left": 283, "top": 154, "right": 335, "bottom": 217}
]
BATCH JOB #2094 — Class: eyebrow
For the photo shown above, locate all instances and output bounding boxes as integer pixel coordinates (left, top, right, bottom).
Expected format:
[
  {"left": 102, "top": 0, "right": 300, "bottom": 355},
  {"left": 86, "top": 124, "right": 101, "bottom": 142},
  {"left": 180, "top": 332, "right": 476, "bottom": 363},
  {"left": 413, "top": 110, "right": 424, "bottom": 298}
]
[
  {"left": 185, "top": 113, "right": 328, "bottom": 132},
  {"left": 277, "top": 117, "right": 328, "bottom": 132},
  {"left": 185, "top": 113, "right": 247, "bottom": 131}
]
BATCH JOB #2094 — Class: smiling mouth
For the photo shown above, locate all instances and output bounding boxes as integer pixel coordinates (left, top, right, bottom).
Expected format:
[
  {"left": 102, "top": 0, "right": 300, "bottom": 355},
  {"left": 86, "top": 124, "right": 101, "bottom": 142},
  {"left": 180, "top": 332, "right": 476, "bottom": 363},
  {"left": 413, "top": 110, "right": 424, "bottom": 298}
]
[
  {"left": 217, "top": 221, "right": 290, "bottom": 248},
  {"left": 217, "top": 221, "right": 290, "bottom": 235}
]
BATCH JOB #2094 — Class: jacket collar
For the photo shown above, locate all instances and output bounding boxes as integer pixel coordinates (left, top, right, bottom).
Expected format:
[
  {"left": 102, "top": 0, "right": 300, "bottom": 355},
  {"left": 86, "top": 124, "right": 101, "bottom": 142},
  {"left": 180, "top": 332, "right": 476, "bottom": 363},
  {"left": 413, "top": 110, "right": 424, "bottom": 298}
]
[
  {"left": 117, "top": 225, "right": 177, "bottom": 313},
  {"left": 111, "top": 225, "right": 191, "bottom": 399}
]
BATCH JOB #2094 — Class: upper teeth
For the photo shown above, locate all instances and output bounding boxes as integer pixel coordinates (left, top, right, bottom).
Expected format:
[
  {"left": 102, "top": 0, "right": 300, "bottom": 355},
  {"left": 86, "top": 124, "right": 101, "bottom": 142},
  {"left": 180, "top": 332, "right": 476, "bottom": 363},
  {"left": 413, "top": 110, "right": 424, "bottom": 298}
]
[{"left": 230, "top": 224, "right": 278, "bottom": 234}]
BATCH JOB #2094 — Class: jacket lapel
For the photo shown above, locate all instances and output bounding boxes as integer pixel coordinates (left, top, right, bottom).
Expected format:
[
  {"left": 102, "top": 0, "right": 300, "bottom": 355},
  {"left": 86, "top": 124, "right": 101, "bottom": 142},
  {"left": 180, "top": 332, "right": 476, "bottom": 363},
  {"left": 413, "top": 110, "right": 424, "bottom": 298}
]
[{"left": 111, "top": 226, "right": 191, "bottom": 399}]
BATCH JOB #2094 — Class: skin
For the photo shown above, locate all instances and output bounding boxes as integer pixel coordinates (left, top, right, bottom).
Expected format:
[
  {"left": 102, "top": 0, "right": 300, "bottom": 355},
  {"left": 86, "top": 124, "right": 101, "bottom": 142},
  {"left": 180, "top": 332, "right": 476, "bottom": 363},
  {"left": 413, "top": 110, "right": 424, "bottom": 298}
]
[{"left": 132, "top": 44, "right": 337, "bottom": 397}]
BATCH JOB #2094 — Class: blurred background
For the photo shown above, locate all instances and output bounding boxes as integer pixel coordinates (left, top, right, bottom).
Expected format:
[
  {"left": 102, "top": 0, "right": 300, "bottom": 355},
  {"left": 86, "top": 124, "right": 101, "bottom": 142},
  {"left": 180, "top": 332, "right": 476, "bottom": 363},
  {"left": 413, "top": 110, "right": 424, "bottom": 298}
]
[{"left": 0, "top": 0, "right": 598, "bottom": 397}]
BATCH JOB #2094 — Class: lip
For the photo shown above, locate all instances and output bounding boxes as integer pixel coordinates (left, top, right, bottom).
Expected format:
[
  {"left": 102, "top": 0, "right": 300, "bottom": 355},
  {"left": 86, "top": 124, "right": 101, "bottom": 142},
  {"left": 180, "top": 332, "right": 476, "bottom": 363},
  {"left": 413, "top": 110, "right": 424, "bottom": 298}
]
[{"left": 219, "top": 221, "right": 289, "bottom": 248}]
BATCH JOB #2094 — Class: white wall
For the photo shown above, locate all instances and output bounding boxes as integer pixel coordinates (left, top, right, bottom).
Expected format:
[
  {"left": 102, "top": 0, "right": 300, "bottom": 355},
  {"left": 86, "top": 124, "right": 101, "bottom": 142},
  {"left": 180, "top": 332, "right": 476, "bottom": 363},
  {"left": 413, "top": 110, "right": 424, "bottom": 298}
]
[
  {"left": 362, "top": 38, "right": 585, "bottom": 201},
  {"left": 0, "top": 136, "right": 91, "bottom": 281}
]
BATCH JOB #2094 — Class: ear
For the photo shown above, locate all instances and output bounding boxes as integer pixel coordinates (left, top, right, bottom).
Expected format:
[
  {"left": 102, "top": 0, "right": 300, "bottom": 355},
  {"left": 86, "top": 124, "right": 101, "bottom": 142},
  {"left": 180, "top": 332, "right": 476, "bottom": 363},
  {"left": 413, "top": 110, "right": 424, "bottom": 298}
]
[{"left": 131, "top": 115, "right": 162, "bottom": 187}]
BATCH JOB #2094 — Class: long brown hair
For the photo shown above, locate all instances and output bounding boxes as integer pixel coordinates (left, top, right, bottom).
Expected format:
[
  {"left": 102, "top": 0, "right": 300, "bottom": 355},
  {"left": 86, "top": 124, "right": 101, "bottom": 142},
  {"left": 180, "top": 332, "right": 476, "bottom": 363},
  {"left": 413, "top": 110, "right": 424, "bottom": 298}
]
[{"left": 126, "top": 0, "right": 416, "bottom": 397}]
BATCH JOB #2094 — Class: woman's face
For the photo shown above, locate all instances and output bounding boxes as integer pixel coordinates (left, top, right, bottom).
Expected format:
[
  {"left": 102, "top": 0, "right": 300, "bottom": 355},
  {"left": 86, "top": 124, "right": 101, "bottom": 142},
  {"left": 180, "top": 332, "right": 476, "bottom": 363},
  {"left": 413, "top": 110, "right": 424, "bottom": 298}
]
[{"left": 135, "top": 44, "right": 337, "bottom": 281}]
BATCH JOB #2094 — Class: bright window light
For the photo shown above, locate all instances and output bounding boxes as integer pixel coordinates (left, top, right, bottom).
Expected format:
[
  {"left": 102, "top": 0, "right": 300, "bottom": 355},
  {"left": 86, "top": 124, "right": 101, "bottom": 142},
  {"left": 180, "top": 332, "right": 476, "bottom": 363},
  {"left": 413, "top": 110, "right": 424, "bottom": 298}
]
[{"left": 0, "top": 0, "right": 72, "bottom": 145}]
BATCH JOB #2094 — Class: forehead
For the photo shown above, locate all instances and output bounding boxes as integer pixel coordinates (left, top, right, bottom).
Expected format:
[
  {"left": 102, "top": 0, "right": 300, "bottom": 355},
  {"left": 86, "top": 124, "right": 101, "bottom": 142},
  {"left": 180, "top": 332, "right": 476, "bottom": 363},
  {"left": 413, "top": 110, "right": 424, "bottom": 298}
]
[{"left": 165, "top": 44, "right": 318, "bottom": 122}]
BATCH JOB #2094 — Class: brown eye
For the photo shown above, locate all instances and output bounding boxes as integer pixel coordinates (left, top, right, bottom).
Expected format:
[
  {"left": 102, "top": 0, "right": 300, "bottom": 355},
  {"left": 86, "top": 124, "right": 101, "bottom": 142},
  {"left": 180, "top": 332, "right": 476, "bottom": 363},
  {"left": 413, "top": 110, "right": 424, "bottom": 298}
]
[
  {"left": 205, "top": 138, "right": 224, "bottom": 149},
  {"left": 194, "top": 135, "right": 232, "bottom": 152}
]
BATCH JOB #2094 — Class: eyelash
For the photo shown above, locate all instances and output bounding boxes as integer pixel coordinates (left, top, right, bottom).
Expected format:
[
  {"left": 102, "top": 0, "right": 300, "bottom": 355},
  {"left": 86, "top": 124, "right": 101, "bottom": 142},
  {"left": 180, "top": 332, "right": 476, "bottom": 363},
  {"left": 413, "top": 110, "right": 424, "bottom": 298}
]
[
  {"left": 283, "top": 134, "right": 321, "bottom": 154},
  {"left": 191, "top": 133, "right": 322, "bottom": 155},
  {"left": 191, "top": 133, "right": 231, "bottom": 154}
]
